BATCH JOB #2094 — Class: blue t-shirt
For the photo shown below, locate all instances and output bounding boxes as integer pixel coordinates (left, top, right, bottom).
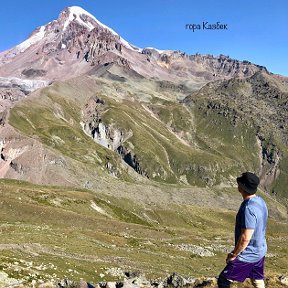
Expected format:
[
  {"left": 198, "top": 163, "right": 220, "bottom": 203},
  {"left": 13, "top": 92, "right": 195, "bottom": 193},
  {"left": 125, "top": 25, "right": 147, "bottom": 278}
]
[{"left": 235, "top": 195, "right": 268, "bottom": 263}]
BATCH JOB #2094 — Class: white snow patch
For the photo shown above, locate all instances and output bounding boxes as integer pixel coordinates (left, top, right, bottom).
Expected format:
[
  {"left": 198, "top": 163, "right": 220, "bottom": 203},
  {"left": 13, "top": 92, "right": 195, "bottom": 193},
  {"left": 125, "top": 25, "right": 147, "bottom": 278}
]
[
  {"left": 64, "top": 6, "right": 133, "bottom": 49},
  {"left": 63, "top": 6, "right": 95, "bottom": 30},
  {"left": 48, "top": 20, "right": 57, "bottom": 25},
  {"left": 145, "top": 47, "right": 165, "bottom": 54},
  {"left": 130, "top": 45, "right": 143, "bottom": 52},
  {"left": 16, "top": 26, "right": 46, "bottom": 53}
]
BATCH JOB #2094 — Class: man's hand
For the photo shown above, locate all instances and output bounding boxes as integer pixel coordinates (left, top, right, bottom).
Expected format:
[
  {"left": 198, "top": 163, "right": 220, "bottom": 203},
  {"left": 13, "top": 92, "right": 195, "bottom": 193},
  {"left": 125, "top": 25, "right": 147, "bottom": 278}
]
[
  {"left": 226, "top": 228, "right": 254, "bottom": 264},
  {"left": 226, "top": 252, "right": 237, "bottom": 264}
]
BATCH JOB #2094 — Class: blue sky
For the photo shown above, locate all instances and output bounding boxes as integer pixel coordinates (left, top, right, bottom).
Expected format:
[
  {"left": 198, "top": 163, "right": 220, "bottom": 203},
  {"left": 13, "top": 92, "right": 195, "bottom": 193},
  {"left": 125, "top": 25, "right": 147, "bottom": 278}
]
[{"left": 1, "top": 0, "right": 287, "bottom": 76}]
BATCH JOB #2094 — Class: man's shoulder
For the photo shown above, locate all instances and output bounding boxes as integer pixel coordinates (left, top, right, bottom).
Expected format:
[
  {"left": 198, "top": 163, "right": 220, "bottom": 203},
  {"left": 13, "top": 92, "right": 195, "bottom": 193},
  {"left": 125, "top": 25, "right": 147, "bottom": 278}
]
[
  {"left": 253, "top": 195, "right": 267, "bottom": 205},
  {"left": 247, "top": 195, "right": 265, "bottom": 204},
  {"left": 247, "top": 196, "right": 268, "bottom": 213},
  {"left": 239, "top": 196, "right": 267, "bottom": 213}
]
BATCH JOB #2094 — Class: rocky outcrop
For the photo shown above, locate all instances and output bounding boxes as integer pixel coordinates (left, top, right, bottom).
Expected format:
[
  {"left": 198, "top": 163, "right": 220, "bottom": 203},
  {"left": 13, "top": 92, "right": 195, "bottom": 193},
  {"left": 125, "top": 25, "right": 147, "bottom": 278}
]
[
  {"left": 81, "top": 96, "right": 147, "bottom": 177},
  {"left": 205, "top": 101, "right": 239, "bottom": 126},
  {"left": 9, "top": 272, "right": 288, "bottom": 288},
  {"left": 257, "top": 135, "right": 281, "bottom": 193},
  {"left": 0, "top": 77, "right": 50, "bottom": 112},
  {"left": 143, "top": 49, "right": 267, "bottom": 81},
  {"left": 0, "top": 138, "right": 30, "bottom": 178},
  {"left": 0, "top": 271, "right": 21, "bottom": 287},
  {"left": 0, "top": 77, "right": 49, "bottom": 94},
  {"left": 16, "top": 273, "right": 215, "bottom": 288},
  {"left": 189, "top": 54, "right": 268, "bottom": 78},
  {"left": 117, "top": 145, "right": 147, "bottom": 177},
  {"left": 22, "top": 68, "right": 47, "bottom": 78},
  {"left": 280, "top": 276, "right": 288, "bottom": 286}
]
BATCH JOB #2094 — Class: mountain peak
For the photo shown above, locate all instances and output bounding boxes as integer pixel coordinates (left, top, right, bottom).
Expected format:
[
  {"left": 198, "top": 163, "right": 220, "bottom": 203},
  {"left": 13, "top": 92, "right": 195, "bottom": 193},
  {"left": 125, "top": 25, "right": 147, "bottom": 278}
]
[
  {"left": 61, "top": 6, "right": 98, "bottom": 31},
  {"left": 67, "top": 6, "right": 95, "bottom": 17},
  {"left": 59, "top": 6, "right": 132, "bottom": 48},
  {"left": 60, "top": 6, "right": 115, "bottom": 34}
]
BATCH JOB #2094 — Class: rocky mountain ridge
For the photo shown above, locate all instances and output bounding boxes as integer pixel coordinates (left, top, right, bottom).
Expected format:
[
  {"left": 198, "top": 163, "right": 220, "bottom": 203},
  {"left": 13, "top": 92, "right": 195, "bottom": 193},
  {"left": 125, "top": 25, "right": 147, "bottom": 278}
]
[
  {"left": 0, "top": 6, "right": 276, "bottom": 135},
  {"left": 0, "top": 6, "right": 268, "bottom": 84}
]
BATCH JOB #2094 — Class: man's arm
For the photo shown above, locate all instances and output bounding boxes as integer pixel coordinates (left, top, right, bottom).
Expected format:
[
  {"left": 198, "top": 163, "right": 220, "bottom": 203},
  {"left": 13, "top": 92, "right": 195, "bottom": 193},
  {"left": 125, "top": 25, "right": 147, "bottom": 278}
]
[{"left": 226, "top": 228, "right": 254, "bottom": 263}]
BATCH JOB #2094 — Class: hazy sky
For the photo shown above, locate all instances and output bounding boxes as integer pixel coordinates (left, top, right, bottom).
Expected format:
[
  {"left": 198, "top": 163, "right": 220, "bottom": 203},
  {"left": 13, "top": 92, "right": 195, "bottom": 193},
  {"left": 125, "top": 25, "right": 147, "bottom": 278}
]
[{"left": 1, "top": 0, "right": 287, "bottom": 75}]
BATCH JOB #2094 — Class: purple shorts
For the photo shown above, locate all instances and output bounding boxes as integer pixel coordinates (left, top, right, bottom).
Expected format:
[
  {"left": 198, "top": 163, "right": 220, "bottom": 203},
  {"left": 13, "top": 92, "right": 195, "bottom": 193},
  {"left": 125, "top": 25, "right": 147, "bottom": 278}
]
[{"left": 220, "top": 257, "right": 265, "bottom": 282}]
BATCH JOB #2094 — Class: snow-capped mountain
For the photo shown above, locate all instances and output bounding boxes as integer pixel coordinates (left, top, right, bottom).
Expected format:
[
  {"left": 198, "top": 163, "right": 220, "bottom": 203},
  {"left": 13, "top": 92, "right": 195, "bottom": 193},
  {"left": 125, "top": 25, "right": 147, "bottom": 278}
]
[
  {"left": 3, "top": 6, "right": 134, "bottom": 57},
  {"left": 61, "top": 6, "right": 132, "bottom": 48},
  {"left": 0, "top": 5, "right": 267, "bottom": 84},
  {"left": 0, "top": 6, "right": 140, "bottom": 80}
]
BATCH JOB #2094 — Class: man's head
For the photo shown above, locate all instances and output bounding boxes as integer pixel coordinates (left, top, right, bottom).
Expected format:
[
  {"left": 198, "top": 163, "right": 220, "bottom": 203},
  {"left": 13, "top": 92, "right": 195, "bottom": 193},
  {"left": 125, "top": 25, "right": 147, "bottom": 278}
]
[{"left": 237, "top": 172, "right": 260, "bottom": 195}]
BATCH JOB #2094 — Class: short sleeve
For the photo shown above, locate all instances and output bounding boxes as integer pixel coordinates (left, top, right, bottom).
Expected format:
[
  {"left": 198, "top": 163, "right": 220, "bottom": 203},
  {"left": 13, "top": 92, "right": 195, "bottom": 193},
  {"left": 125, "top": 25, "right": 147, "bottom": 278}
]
[{"left": 242, "top": 206, "right": 257, "bottom": 229}]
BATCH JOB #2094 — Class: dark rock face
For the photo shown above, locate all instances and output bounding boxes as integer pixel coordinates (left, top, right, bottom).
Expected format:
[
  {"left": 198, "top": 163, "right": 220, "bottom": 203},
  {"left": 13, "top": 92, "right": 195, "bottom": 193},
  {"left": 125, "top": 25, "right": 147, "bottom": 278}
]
[
  {"left": 82, "top": 96, "right": 147, "bottom": 177},
  {"left": 117, "top": 145, "right": 148, "bottom": 177},
  {"left": 46, "top": 10, "right": 127, "bottom": 68},
  {"left": 57, "top": 22, "right": 123, "bottom": 64},
  {"left": 10, "top": 161, "right": 25, "bottom": 174},
  {"left": 21, "top": 68, "right": 47, "bottom": 78},
  {"left": 162, "top": 273, "right": 186, "bottom": 287}
]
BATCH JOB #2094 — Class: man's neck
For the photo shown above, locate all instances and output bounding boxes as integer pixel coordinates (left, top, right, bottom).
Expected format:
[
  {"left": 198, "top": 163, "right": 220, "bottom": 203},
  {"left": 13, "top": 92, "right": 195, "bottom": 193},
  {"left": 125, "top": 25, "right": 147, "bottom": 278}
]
[{"left": 242, "top": 193, "right": 256, "bottom": 201}]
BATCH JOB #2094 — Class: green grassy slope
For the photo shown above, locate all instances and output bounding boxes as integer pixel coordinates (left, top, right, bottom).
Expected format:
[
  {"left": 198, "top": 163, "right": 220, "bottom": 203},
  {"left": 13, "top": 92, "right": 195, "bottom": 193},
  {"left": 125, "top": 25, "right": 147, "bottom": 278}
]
[
  {"left": 184, "top": 72, "right": 288, "bottom": 200},
  {"left": 8, "top": 76, "right": 260, "bottom": 188},
  {"left": 0, "top": 179, "right": 287, "bottom": 286},
  {"left": 0, "top": 180, "right": 288, "bottom": 281}
]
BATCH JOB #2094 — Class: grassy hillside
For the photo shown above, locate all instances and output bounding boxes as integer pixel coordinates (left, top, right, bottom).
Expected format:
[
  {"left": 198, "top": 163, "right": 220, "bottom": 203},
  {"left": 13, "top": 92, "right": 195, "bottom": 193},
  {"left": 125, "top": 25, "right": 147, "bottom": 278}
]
[
  {"left": 8, "top": 76, "right": 261, "bottom": 188},
  {"left": 184, "top": 72, "right": 288, "bottom": 200},
  {"left": 0, "top": 179, "right": 287, "bottom": 286}
]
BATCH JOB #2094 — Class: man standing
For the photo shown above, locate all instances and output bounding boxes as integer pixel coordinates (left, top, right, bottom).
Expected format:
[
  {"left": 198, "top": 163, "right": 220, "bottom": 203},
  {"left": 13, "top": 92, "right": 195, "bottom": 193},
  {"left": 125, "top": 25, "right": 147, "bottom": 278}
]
[{"left": 218, "top": 172, "right": 268, "bottom": 288}]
